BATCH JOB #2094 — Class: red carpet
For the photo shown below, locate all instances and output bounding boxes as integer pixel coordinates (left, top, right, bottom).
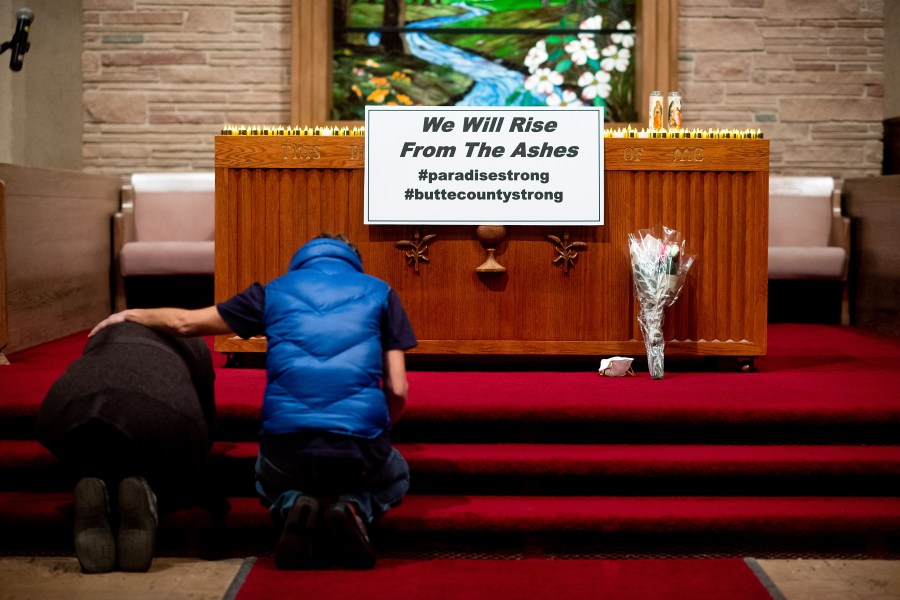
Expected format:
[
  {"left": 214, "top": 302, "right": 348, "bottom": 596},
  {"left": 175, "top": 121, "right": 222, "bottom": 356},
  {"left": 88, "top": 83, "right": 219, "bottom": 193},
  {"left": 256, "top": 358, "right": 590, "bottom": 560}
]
[
  {"left": 4, "top": 323, "right": 900, "bottom": 426},
  {"left": 2, "top": 323, "right": 900, "bottom": 559},
  {"left": 234, "top": 557, "right": 775, "bottom": 600}
]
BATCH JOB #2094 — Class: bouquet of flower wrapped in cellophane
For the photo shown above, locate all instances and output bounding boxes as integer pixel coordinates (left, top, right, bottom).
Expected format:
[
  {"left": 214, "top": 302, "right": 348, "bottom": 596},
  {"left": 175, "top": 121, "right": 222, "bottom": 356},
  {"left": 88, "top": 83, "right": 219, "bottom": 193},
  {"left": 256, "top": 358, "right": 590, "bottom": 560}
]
[{"left": 627, "top": 225, "right": 695, "bottom": 379}]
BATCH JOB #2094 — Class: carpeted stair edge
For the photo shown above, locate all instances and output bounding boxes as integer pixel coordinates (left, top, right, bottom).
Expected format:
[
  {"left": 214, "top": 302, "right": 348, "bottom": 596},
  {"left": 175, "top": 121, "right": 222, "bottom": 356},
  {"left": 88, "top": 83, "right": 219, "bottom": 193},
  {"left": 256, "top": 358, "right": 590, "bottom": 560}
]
[
  {"left": 3, "top": 493, "right": 900, "bottom": 537},
  {"left": 5, "top": 440, "right": 900, "bottom": 481}
]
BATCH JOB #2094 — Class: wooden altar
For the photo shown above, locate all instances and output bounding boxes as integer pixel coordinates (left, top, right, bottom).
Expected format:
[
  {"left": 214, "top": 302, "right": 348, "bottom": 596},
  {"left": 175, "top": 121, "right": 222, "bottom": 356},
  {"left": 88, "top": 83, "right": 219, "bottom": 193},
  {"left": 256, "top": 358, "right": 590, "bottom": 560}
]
[{"left": 214, "top": 135, "right": 769, "bottom": 358}]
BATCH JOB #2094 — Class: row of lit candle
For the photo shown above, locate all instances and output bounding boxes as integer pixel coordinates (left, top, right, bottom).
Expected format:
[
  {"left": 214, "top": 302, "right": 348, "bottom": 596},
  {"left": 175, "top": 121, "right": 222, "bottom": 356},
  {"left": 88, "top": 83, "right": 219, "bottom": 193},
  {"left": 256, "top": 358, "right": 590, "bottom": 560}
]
[
  {"left": 605, "top": 127, "right": 764, "bottom": 139},
  {"left": 220, "top": 125, "right": 366, "bottom": 136},
  {"left": 220, "top": 124, "right": 763, "bottom": 139}
]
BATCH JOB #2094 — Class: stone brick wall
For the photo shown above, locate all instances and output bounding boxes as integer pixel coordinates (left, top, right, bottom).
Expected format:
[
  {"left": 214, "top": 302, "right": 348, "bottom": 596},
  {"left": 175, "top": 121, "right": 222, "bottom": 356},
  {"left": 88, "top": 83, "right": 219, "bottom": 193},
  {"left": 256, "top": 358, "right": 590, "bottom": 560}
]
[
  {"left": 83, "top": 0, "right": 885, "bottom": 181},
  {"left": 680, "top": 0, "right": 884, "bottom": 179},
  {"left": 82, "top": 0, "right": 292, "bottom": 177}
]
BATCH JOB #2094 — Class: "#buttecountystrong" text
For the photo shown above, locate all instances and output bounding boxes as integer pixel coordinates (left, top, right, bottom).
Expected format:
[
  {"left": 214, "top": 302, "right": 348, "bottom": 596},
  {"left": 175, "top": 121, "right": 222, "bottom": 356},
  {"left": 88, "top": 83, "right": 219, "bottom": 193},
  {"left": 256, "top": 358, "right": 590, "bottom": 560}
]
[{"left": 405, "top": 188, "right": 564, "bottom": 203}]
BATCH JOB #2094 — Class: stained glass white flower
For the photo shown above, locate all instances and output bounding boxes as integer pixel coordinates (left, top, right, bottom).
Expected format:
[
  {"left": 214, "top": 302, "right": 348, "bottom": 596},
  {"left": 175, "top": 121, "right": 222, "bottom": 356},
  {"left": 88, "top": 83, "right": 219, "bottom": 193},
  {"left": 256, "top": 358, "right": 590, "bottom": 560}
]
[
  {"left": 565, "top": 37, "right": 599, "bottom": 66},
  {"left": 611, "top": 20, "right": 635, "bottom": 49},
  {"left": 545, "top": 89, "right": 584, "bottom": 107},
  {"left": 601, "top": 45, "right": 631, "bottom": 73},
  {"left": 525, "top": 68, "right": 564, "bottom": 96},
  {"left": 524, "top": 40, "right": 548, "bottom": 74},
  {"left": 578, "top": 15, "right": 603, "bottom": 39},
  {"left": 577, "top": 70, "right": 612, "bottom": 100}
]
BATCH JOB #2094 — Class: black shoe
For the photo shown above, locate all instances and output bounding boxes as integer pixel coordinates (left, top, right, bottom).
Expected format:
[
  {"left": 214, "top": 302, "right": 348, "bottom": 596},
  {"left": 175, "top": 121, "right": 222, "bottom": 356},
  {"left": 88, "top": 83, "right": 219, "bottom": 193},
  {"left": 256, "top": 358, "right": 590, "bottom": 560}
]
[
  {"left": 73, "top": 477, "right": 115, "bottom": 574},
  {"left": 117, "top": 476, "right": 158, "bottom": 572},
  {"left": 275, "top": 495, "right": 320, "bottom": 570},
  {"left": 323, "top": 501, "right": 377, "bottom": 569}
]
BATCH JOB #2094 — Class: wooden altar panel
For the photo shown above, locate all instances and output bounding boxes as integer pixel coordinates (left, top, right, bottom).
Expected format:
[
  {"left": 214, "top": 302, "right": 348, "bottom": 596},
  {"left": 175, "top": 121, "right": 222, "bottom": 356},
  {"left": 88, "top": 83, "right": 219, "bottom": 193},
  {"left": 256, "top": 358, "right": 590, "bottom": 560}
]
[{"left": 215, "top": 136, "right": 768, "bottom": 357}]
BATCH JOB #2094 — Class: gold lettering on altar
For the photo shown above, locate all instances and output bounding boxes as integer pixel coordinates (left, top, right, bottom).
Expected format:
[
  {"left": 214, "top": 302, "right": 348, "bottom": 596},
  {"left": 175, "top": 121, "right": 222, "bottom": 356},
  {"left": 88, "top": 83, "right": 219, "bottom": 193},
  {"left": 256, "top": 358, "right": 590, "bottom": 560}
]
[
  {"left": 673, "top": 147, "right": 703, "bottom": 162},
  {"left": 350, "top": 145, "right": 362, "bottom": 160},
  {"left": 623, "top": 147, "right": 644, "bottom": 162},
  {"left": 281, "top": 143, "right": 321, "bottom": 160}
]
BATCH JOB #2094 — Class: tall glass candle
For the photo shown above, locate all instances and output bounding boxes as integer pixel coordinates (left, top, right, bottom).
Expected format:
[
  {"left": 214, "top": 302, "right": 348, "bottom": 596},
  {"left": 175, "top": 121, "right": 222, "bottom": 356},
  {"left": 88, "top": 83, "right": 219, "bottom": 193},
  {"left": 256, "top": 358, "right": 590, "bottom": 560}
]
[{"left": 649, "top": 91, "right": 664, "bottom": 129}]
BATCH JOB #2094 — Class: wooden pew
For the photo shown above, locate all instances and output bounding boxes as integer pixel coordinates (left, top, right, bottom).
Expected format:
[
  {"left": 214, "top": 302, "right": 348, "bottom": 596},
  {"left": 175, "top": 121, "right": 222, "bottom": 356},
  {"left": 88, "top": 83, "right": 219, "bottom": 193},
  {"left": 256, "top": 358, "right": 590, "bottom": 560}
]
[
  {"left": 0, "top": 179, "right": 7, "bottom": 364},
  {"left": 0, "top": 164, "right": 121, "bottom": 357}
]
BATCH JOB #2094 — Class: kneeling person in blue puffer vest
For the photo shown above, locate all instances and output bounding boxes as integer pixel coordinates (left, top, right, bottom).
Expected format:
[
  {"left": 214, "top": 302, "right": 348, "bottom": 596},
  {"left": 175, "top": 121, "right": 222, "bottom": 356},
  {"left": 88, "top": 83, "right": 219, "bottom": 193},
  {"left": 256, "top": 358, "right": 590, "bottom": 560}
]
[{"left": 90, "top": 233, "right": 417, "bottom": 570}]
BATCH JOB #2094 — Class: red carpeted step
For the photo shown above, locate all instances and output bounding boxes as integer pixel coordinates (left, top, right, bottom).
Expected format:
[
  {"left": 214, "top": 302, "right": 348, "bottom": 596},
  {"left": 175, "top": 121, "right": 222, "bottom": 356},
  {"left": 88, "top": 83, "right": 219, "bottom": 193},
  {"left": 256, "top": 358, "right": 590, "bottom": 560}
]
[
  {"left": 399, "top": 443, "right": 900, "bottom": 478},
  {"left": 0, "top": 440, "right": 59, "bottom": 470},
  {"left": 9, "top": 359, "right": 900, "bottom": 427},
  {"left": 4, "top": 327, "right": 900, "bottom": 434},
  {"left": 0, "top": 440, "right": 259, "bottom": 471},
  {"left": 3, "top": 325, "right": 900, "bottom": 556},
  {"left": 382, "top": 495, "right": 900, "bottom": 536},
  {"left": 4, "top": 492, "right": 900, "bottom": 538},
  {"left": 400, "top": 370, "right": 900, "bottom": 427},
  {"left": 6, "top": 440, "right": 900, "bottom": 483}
]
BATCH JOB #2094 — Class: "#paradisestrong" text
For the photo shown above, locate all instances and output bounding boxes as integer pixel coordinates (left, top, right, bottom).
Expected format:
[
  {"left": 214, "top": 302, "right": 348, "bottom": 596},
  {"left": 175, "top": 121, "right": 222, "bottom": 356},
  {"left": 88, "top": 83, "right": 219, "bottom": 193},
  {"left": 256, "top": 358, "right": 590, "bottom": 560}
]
[{"left": 400, "top": 116, "right": 580, "bottom": 159}]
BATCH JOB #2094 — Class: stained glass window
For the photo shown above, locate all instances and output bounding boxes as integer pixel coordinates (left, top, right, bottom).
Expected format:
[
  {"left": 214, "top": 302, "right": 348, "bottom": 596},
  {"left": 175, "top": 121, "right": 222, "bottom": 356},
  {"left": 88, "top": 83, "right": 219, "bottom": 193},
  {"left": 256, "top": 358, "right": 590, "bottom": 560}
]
[{"left": 332, "top": 1, "right": 639, "bottom": 123}]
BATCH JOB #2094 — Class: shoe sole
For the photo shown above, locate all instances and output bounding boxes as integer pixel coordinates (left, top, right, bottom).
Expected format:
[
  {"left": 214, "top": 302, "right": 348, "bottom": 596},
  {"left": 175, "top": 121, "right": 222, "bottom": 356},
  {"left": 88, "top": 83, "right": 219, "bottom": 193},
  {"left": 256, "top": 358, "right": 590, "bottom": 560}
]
[
  {"left": 323, "top": 503, "right": 376, "bottom": 570},
  {"left": 73, "top": 477, "right": 115, "bottom": 574},
  {"left": 117, "top": 477, "right": 156, "bottom": 572},
  {"left": 275, "top": 497, "right": 319, "bottom": 570}
]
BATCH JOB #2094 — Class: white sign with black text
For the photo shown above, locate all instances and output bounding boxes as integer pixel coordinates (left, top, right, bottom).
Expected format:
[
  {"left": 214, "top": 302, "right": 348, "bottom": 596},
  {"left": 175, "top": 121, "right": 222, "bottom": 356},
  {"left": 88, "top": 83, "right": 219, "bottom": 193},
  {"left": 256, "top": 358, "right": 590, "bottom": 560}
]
[{"left": 364, "top": 106, "right": 604, "bottom": 225}]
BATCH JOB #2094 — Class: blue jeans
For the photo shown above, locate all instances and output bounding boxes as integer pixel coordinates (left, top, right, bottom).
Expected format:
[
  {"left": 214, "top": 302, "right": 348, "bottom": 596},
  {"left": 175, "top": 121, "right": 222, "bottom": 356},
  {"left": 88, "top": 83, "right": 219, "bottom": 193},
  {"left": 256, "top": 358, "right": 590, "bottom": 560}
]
[{"left": 255, "top": 447, "right": 410, "bottom": 526}]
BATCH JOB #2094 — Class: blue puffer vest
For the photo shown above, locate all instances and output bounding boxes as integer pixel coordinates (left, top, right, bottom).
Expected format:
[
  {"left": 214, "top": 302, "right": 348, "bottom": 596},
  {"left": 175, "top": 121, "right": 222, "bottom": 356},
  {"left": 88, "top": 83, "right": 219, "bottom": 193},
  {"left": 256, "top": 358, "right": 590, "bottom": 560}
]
[{"left": 262, "top": 238, "right": 390, "bottom": 439}]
